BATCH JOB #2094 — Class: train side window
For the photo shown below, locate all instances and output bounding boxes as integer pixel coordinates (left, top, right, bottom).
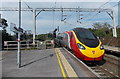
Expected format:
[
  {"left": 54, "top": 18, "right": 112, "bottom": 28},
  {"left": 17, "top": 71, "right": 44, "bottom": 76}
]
[{"left": 65, "top": 34, "right": 68, "bottom": 39}]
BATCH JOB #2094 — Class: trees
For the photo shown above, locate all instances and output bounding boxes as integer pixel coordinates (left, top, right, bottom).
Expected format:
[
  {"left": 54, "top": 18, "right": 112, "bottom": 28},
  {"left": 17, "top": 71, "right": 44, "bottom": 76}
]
[
  {"left": 90, "top": 22, "right": 112, "bottom": 37},
  {"left": 92, "top": 22, "right": 111, "bottom": 29},
  {"left": 0, "top": 18, "right": 14, "bottom": 50},
  {"left": 0, "top": 18, "right": 8, "bottom": 29},
  {"left": 92, "top": 22, "right": 102, "bottom": 29},
  {"left": 1, "top": 30, "right": 13, "bottom": 49},
  {"left": 103, "top": 22, "right": 111, "bottom": 28}
]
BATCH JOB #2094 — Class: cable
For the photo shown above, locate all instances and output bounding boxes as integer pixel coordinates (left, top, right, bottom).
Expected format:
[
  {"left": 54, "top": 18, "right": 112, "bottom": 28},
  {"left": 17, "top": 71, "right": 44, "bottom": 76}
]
[
  {"left": 89, "top": 12, "right": 101, "bottom": 20},
  {"left": 52, "top": 0, "right": 57, "bottom": 28},
  {"left": 22, "top": 0, "right": 33, "bottom": 12},
  {"left": 107, "top": 2, "right": 119, "bottom": 9},
  {"left": 87, "top": 0, "right": 119, "bottom": 21},
  {"left": 81, "top": 0, "right": 112, "bottom": 20},
  {"left": 83, "top": 0, "right": 119, "bottom": 23},
  {"left": 99, "top": 0, "right": 112, "bottom": 8},
  {"left": 63, "top": 11, "right": 75, "bottom": 21},
  {"left": 63, "top": 21, "right": 76, "bottom": 26}
]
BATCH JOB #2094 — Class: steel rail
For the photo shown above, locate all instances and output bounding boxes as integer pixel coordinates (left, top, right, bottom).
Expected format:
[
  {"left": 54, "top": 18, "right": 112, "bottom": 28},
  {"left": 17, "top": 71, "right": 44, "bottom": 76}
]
[{"left": 63, "top": 47, "right": 119, "bottom": 78}]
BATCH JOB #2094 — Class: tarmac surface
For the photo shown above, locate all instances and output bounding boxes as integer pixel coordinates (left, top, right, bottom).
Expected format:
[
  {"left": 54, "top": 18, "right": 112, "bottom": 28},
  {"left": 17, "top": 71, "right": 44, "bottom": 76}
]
[
  {"left": 2, "top": 49, "right": 62, "bottom": 77},
  {"left": 1, "top": 48, "right": 94, "bottom": 78}
]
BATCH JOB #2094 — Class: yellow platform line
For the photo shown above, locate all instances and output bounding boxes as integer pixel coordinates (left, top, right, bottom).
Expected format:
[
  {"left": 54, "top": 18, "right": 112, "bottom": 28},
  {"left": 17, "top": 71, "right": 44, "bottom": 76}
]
[
  {"left": 55, "top": 48, "right": 66, "bottom": 79},
  {"left": 57, "top": 48, "right": 78, "bottom": 77},
  {"left": 55, "top": 48, "right": 78, "bottom": 78}
]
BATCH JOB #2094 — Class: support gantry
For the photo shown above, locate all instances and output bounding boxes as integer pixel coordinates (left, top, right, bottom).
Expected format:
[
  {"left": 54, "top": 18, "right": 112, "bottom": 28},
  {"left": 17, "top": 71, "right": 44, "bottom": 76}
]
[{"left": 0, "top": 7, "right": 117, "bottom": 45}]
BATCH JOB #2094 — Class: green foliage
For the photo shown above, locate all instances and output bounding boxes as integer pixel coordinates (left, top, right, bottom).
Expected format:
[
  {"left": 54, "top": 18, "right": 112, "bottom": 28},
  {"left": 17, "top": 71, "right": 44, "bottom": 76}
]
[
  {"left": 0, "top": 18, "right": 8, "bottom": 29},
  {"left": 1, "top": 30, "right": 13, "bottom": 49},
  {"left": 91, "top": 29, "right": 106, "bottom": 37},
  {"left": 89, "top": 27, "right": 120, "bottom": 38},
  {"left": 2, "top": 30, "right": 13, "bottom": 41},
  {"left": 35, "top": 33, "right": 53, "bottom": 41},
  {"left": 117, "top": 28, "right": 120, "bottom": 37},
  {"left": 92, "top": 22, "right": 102, "bottom": 29},
  {"left": 89, "top": 22, "right": 113, "bottom": 37}
]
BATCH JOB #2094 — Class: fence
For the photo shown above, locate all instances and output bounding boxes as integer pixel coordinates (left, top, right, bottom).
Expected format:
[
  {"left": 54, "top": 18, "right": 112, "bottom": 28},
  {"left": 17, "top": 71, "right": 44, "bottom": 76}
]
[
  {"left": 4, "top": 40, "right": 54, "bottom": 50},
  {"left": 4, "top": 41, "right": 41, "bottom": 50}
]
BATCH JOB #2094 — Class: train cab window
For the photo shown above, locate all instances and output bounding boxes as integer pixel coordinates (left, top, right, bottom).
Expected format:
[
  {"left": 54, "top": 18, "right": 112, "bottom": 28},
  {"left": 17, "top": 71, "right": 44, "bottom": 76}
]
[{"left": 75, "top": 30, "right": 96, "bottom": 40}]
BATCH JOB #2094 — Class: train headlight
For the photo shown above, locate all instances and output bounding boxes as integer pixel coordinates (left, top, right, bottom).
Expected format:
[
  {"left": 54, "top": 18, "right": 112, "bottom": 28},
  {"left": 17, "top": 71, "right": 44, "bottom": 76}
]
[
  {"left": 100, "top": 45, "right": 104, "bottom": 50},
  {"left": 78, "top": 43, "right": 86, "bottom": 50}
]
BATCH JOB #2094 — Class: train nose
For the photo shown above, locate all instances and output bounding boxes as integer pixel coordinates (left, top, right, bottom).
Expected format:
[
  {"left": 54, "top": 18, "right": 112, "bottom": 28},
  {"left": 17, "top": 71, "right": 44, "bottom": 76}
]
[{"left": 80, "top": 49, "right": 105, "bottom": 58}]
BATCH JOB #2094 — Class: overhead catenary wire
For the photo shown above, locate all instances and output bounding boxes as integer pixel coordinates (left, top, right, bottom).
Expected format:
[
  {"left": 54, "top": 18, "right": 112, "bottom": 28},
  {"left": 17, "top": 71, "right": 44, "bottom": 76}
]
[
  {"left": 81, "top": 0, "right": 112, "bottom": 20},
  {"left": 63, "top": 0, "right": 112, "bottom": 27},
  {"left": 52, "top": 0, "right": 57, "bottom": 28},
  {"left": 63, "top": 21, "right": 76, "bottom": 26},
  {"left": 99, "top": 0, "right": 112, "bottom": 8},
  {"left": 22, "top": 0, "right": 33, "bottom": 12},
  {"left": 87, "top": 1, "right": 119, "bottom": 21},
  {"left": 107, "top": 2, "right": 119, "bottom": 9}
]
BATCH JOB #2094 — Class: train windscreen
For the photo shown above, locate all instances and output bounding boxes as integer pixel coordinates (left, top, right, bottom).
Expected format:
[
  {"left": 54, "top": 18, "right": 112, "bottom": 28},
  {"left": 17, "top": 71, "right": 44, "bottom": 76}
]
[
  {"left": 73, "top": 28, "right": 99, "bottom": 48},
  {"left": 77, "top": 30, "right": 96, "bottom": 39}
]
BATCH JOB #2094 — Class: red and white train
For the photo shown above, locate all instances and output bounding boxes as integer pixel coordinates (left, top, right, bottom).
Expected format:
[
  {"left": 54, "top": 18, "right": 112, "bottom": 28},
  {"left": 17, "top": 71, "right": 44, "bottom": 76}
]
[{"left": 54, "top": 28, "right": 105, "bottom": 61}]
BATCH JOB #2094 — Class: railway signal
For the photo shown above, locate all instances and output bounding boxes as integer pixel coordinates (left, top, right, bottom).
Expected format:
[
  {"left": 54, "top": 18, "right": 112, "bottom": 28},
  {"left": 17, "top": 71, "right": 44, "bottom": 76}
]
[
  {"left": 18, "top": 27, "right": 23, "bottom": 34},
  {"left": 10, "top": 23, "right": 18, "bottom": 33},
  {"left": 10, "top": 22, "right": 22, "bottom": 68},
  {"left": 10, "top": 23, "right": 24, "bottom": 34}
]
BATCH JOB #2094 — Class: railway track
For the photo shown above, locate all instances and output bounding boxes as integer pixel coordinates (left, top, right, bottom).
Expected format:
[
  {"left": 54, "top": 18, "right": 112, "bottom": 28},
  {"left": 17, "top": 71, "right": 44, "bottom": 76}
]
[
  {"left": 104, "top": 54, "right": 120, "bottom": 66},
  {"left": 62, "top": 47, "right": 119, "bottom": 78},
  {"left": 90, "top": 64, "right": 119, "bottom": 78},
  {"left": 101, "top": 54, "right": 120, "bottom": 77}
]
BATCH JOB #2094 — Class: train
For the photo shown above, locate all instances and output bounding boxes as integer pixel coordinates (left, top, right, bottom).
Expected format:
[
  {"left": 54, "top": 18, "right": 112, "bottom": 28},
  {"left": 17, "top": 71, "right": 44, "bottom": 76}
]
[{"left": 54, "top": 27, "right": 105, "bottom": 61}]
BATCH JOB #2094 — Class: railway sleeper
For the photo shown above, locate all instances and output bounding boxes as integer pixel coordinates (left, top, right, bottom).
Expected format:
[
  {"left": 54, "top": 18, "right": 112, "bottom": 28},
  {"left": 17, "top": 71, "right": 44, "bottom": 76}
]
[
  {"left": 98, "top": 73, "right": 106, "bottom": 76},
  {"left": 99, "top": 73, "right": 108, "bottom": 77},
  {"left": 91, "top": 67, "right": 97, "bottom": 69},
  {"left": 100, "top": 76, "right": 109, "bottom": 78},
  {"left": 97, "top": 73, "right": 109, "bottom": 78},
  {"left": 94, "top": 70, "right": 102, "bottom": 72}
]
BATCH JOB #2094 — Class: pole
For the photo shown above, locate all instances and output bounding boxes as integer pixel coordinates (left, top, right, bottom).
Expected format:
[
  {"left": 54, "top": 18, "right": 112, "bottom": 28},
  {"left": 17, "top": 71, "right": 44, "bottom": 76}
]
[
  {"left": 112, "top": 11, "right": 117, "bottom": 37},
  {"left": 0, "top": 30, "right": 1, "bottom": 51},
  {"left": 18, "top": 0, "right": 21, "bottom": 68},
  {"left": 33, "top": 9, "right": 36, "bottom": 46}
]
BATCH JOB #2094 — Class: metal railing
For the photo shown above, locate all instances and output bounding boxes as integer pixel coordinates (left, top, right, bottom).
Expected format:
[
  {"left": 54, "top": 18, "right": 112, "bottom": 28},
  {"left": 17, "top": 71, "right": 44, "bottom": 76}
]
[
  {"left": 3, "top": 41, "right": 41, "bottom": 50},
  {"left": 3, "top": 40, "right": 54, "bottom": 50}
]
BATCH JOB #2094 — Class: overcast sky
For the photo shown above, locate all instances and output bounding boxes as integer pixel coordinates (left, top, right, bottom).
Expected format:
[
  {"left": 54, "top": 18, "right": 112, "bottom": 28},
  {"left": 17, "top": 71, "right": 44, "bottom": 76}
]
[{"left": 0, "top": 0, "right": 119, "bottom": 35}]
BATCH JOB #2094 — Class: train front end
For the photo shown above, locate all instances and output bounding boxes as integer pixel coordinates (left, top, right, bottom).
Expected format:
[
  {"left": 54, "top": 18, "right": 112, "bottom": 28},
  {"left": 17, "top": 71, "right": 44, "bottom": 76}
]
[{"left": 72, "top": 28, "right": 105, "bottom": 61}]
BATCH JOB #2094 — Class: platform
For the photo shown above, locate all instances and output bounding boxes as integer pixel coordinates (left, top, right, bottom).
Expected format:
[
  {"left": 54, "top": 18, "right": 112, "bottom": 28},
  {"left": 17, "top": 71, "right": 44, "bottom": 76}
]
[{"left": 1, "top": 48, "right": 94, "bottom": 79}]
